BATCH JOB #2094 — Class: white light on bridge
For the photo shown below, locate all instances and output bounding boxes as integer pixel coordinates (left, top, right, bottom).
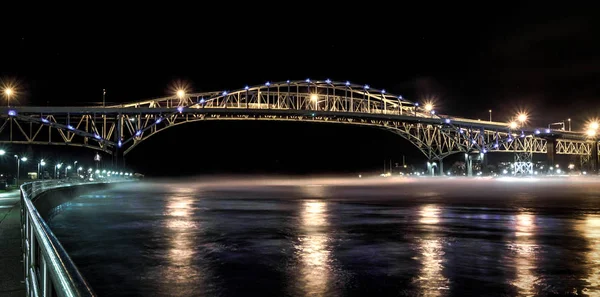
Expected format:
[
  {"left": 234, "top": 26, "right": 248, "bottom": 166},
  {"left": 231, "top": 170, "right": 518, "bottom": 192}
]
[
  {"left": 310, "top": 94, "right": 318, "bottom": 102},
  {"left": 345, "top": 81, "right": 350, "bottom": 86},
  {"left": 517, "top": 113, "right": 528, "bottom": 123},
  {"left": 424, "top": 103, "right": 433, "bottom": 112},
  {"left": 325, "top": 79, "right": 331, "bottom": 84},
  {"left": 587, "top": 129, "right": 596, "bottom": 137},
  {"left": 176, "top": 89, "right": 185, "bottom": 99},
  {"left": 509, "top": 121, "right": 518, "bottom": 129}
]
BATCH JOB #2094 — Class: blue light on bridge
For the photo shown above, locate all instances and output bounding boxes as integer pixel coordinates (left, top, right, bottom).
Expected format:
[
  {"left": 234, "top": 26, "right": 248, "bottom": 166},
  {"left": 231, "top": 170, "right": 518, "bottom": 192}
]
[
  {"left": 41, "top": 118, "right": 49, "bottom": 123},
  {"left": 265, "top": 82, "right": 270, "bottom": 86},
  {"left": 545, "top": 128, "right": 551, "bottom": 133},
  {"left": 200, "top": 98, "right": 205, "bottom": 104},
  {"left": 244, "top": 86, "right": 249, "bottom": 90},
  {"left": 8, "top": 110, "right": 16, "bottom": 116},
  {"left": 520, "top": 133, "right": 525, "bottom": 138},
  {"left": 286, "top": 80, "right": 290, "bottom": 84},
  {"left": 222, "top": 91, "right": 228, "bottom": 96},
  {"left": 535, "top": 129, "right": 540, "bottom": 134},
  {"left": 482, "top": 148, "right": 487, "bottom": 153},
  {"left": 67, "top": 125, "right": 74, "bottom": 130},
  {"left": 135, "top": 130, "right": 142, "bottom": 137},
  {"left": 156, "top": 117, "right": 162, "bottom": 124},
  {"left": 364, "top": 85, "right": 370, "bottom": 90},
  {"left": 345, "top": 81, "right": 351, "bottom": 86},
  {"left": 177, "top": 106, "right": 184, "bottom": 113},
  {"left": 415, "top": 103, "right": 419, "bottom": 106},
  {"left": 325, "top": 79, "right": 331, "bottom": 84},
  {"left": 445, "top": 119, "right": 451, "bottom": 124},
  {"left": 431, "top": 110, "right": 436, "bottom": 115},
  {"left": 306, "top": 78, "right": 311, "bottom": 83},
  {"left": 118, "top": 140, "right": 122, "bottom": 147},
  {"left": 508, "top": 137, "right": 513, "bottom": 142},
  {"left": 398, "top": 95, "right": 403, "bottom": 100},
  {"left": 494, "top": 143, "right": 499, "bottom": 148},
  {"left": 94, "top": 134, "right": 101, "bottom": 140},
  {"left": 381, "top": 89, "right": 386, "bottom": 94}
]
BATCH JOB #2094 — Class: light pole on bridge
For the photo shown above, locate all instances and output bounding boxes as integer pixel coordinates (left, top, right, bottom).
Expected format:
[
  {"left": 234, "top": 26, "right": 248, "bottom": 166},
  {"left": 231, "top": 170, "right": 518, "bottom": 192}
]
[
  {"left": 489, "top": 109, "right": 492, "bottom": 122},
  {"left": 14, "top": 155, "right": 27, "bottom": 186}
]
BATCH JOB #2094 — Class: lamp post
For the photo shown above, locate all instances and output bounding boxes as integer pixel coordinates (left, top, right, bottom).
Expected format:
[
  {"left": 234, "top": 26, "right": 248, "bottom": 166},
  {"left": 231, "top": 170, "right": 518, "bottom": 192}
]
[
  {"left": 4, "top": 88, "right": 13, "bottom": 107},
  {"left": 568, "top": 118, "right": 571, "bottom": 131},
  {"left": 38, "top": 159, "right": 46, "bottom": 180},
  {"left": 14, "top": 155, "right": 27, "bottom": 186},
  {"left": 55, "top": 163, "right": 62, "bottom": 179},
  {"left": 65, "top": 165, "right": 72, "bottom": 178},
  {"left": 489, "top": 109, "right": 492, "bottom": 122}
]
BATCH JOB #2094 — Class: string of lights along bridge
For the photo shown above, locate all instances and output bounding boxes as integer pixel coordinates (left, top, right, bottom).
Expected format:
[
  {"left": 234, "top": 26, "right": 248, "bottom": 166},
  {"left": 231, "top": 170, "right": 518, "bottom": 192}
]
[{"left": 1, "top": 79, "right": 599, "bottom": 175}]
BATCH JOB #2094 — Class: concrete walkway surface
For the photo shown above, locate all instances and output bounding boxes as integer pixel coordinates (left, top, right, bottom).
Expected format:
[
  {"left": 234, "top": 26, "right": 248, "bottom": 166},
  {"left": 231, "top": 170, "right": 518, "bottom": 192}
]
[{"left": 0, "top": 190, "right": 25, "bottom": 297}]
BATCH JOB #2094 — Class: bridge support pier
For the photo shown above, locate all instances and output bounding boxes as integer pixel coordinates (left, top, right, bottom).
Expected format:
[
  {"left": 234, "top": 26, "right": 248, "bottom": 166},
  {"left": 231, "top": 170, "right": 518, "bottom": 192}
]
[
  {"left": 438, "top": 159, "right": 444, "bottom": 176},
  {"left": 465, "top": 153, "right": 473, "bottom": 177},
  {"left": 546, "top": 138, "right": 556, "bottom": 173},
  {"left": 514, "top": 152, "right": 533, "bottom": 176},
  {"left": 591, "top": 142, "right": 599, "bottom": 174}
]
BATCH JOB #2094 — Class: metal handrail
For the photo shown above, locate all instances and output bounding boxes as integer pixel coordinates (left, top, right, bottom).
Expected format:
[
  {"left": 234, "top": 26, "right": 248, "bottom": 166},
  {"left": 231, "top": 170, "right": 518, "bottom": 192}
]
[{"left": 20, "top": 179, "right": 129, "bottom": 297}]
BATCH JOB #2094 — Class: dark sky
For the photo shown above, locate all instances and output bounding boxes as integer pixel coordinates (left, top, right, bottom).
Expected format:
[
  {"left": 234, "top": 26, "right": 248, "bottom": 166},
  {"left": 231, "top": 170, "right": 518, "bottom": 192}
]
[{"left": 1, "top": 4, "right": 599, "bottom": 176}]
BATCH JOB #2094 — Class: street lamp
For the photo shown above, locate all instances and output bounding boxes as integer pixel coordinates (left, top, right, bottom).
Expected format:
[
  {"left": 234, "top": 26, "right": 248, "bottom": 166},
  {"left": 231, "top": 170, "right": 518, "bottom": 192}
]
[
  {"left": 424, "top": 103, "right": 434, "bottom": 112},
  {"left": 14, "top": 155, "right": 27, "bottom": 186},
  {"left": 489, "top": 109, "right": 492, "bottom": 122},
  {"left": 310, "top": 94, "right": 318, "bottom": 110},
  {"left": 509, "top": 121, "right": 518, "bottom": 129},
  {"left": 38, "top": 159, "right": 46, "bottom": 180},
  {"left": 4, "top": 88, "right": 13, "bottom": 107},
  {"left": 55, "top": 163, "right": 62, "bottom": 179},
  {"left": 0, "top": 149, "right": 5, "bottom": 156},
  {"left": 567, "top": 118, "right": 571, "bottom": 131},
  {"left": 65, "top": 165, "right": 72, "bottom": 177},
  {"left": 77, "top": 166, "right": 83, "bottom": 176},
  {"left": 517, "top": 113, "right": 527, "bottom": 124},
  {"left": 176, "top": 89, "right": 185, "bottom": 99}
]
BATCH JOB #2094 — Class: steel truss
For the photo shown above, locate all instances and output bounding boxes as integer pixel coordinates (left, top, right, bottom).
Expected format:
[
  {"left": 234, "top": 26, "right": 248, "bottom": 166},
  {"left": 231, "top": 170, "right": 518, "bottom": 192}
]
[
  {"left": 0, "top": 80, "right": 595, "bottom": 159},
  {"left": 514, "top": 152, "right": 533, "bottom": 175}
]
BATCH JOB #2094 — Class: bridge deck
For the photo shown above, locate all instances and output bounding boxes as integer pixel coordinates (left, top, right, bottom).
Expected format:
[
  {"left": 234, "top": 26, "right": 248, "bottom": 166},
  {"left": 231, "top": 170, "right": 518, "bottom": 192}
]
[{"left": 0, "top": 190, "right": 25, "bottom": 297}]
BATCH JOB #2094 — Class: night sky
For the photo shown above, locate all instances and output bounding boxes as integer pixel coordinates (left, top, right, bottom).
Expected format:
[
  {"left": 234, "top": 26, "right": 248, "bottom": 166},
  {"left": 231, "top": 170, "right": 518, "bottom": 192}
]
[{"left": 1, "top": 4, "right": 599, "bottom": 176}]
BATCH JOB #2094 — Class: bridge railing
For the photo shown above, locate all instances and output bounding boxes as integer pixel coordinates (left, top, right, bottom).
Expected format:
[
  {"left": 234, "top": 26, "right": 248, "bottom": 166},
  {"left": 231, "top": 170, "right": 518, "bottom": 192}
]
[{"left": 20, "top": 178, "right": 129, "bottom": 297}]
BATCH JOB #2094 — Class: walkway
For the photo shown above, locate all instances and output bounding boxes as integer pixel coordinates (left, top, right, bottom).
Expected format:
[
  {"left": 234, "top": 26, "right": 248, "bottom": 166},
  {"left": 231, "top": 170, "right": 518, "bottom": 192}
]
[{"left": 0, "top": 189, "right": 25, "bottom": 297}]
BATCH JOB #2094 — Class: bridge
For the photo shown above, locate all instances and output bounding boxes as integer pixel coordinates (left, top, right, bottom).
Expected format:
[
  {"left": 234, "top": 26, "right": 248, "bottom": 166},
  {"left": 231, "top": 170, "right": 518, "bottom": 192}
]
[{"left": 0, "top": 79, "right": 596, "bottom": 175}]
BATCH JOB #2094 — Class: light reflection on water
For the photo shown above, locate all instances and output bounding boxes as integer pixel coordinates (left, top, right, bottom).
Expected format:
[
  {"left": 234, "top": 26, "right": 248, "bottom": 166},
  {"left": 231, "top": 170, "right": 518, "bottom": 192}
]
[
  {"left": 578, "top": 215, "right": 600, "bottom": 294},
  {"left": 160, "top": 186, "right": 203, "bottom": 295},
  {"left": 46, "top": 178, "right": 600, "bottom": 297},
  {"left": 416, "top": 204, "right": 449, "bottom": 297},
  {"left": 297, "top": 200, "right": 332, "bottom": 296},
  {"left": 510, "top": 211, "right": 538, "bottom": 296}
]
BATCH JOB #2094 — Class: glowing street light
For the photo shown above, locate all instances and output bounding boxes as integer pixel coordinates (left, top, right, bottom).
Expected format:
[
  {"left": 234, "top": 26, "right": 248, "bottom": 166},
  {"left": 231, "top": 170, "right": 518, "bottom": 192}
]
[
  {"left": 310, "top": 94, "right": 318, "bottom": 110},
  {"left": 509, "top": 121, "right": 518, "bottom": 129},
  {"left": 14, "top": 155, "right": 27, "bottom": 185},
  {"left": 587, "top": 129, "right": 596, "bottom": 137},
  {"left": 424, "top": 103, "right": 434, "bottom": 112},
  {"left": 590, "top": 122, "right": 599, "bottom": 130},
  {"left": 4, "top": 88, "right": 13, "bottom": 107},
  {"left": 0, "top": 149, "right": 5, "bottom": 156},
  {"left": 517, "top": 113, "right": 528, "bottom": 123},
  {"left": 176, "top": 89, "right": 185, "bottom": 99}
]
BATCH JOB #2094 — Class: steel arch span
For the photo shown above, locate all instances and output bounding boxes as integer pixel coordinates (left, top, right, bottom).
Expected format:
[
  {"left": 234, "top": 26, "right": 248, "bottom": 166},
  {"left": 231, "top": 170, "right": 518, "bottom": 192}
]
[{"left": 0, "top": 79, "right": 595, "bottom": 161}]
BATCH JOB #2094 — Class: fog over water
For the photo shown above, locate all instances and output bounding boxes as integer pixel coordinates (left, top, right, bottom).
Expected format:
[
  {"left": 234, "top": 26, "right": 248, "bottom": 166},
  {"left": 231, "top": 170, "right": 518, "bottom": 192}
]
[{"left": 48, "top": 176, "right": 600, "bottom": 296}]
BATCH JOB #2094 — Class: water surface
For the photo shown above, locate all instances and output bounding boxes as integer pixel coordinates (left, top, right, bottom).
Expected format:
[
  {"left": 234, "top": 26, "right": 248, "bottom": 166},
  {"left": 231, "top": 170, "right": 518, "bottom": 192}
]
[{"left": 48, "top": 177, "right": 600, "bottom": 296}]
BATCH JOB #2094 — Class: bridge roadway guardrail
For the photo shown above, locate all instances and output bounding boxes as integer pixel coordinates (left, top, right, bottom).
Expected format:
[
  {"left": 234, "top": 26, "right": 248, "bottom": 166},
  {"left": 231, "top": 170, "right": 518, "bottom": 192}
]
[{"left": 20, "top": 178, "right": 130, "bottom": 297}]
